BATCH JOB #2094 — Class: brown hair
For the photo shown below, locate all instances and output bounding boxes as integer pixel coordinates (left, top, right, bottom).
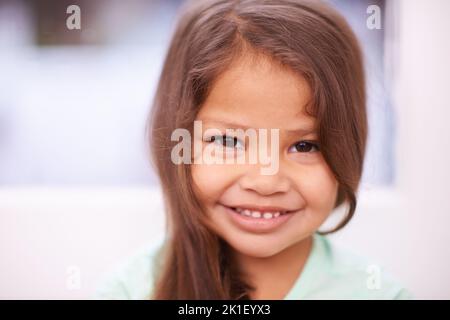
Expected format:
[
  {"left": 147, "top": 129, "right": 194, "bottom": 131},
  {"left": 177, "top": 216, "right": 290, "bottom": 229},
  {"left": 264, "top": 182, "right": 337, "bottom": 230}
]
[{"left": 147, "top": 0, "right": 367, "bottom": 299}]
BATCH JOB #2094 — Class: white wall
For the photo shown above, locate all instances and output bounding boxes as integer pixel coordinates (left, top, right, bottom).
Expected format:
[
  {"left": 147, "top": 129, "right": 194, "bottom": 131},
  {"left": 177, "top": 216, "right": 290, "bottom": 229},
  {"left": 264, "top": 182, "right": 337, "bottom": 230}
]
[
  {"left": 0, "top": 187, "right": 166, "bottom": 299},
  {"left": 393, "top": 0, "right": 450, "bottom": 299}
]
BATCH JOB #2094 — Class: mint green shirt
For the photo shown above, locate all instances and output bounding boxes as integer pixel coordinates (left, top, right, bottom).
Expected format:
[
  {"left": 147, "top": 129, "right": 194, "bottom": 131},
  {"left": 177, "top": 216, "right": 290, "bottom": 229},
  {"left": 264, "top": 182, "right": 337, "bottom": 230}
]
[{"left": 94, "top": 233, "right": 413, "bottom": 299}]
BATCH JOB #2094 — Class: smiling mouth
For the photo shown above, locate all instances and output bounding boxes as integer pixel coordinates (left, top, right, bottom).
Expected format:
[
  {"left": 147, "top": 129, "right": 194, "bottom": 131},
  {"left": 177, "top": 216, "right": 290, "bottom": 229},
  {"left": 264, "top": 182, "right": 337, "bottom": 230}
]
[{"left": 223, "top": 205, "right": 298, "bottom": 220}]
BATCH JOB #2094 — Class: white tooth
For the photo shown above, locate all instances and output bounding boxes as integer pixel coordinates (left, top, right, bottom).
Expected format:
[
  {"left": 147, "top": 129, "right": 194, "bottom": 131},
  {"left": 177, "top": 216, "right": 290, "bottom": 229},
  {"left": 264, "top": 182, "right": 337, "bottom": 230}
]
[
  {"left": 263, "top": 212, "right": 273, "bottom": 219},
  {"left": 235, "top": 207, "right": 242, "bottom": 213},
  {"left": 274, "top": 212, "right": 280, "bottom": 218},
  {"left": 242, "top": 209, "right": 251, "bottom": 216},
  {"left": 251, "top": 211, "right": 261, "bottom": 218}
]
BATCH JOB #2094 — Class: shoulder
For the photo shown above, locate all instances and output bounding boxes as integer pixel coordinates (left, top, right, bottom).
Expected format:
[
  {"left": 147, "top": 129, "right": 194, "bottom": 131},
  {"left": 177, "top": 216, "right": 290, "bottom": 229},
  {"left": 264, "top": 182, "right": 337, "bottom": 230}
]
[
  {"left": 304, "top": 234, "right": 413, "bottom": 300},
  {"left": 93, "top": 240, "right": 165, "bottom": 300}
]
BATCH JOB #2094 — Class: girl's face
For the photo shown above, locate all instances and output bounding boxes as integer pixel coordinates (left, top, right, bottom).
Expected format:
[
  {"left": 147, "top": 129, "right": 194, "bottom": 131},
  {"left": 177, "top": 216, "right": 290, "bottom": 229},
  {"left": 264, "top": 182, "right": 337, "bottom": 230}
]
[{"left": 191, "top": 55, "right": 338, "bottom": 258}]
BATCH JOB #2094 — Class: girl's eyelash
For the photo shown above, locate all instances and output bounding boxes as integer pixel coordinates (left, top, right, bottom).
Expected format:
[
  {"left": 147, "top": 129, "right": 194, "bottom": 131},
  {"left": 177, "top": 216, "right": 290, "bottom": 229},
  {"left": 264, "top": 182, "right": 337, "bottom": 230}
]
[{"left": 288, "top": 140, "right": 320, "bottom": 153}]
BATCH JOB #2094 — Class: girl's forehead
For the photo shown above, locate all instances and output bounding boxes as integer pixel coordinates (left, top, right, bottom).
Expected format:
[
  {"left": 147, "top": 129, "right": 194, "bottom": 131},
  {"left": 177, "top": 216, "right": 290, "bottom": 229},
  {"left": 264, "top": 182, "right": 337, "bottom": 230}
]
[{"left": 198, "top": 56, "right": 314, "bottom": 130}]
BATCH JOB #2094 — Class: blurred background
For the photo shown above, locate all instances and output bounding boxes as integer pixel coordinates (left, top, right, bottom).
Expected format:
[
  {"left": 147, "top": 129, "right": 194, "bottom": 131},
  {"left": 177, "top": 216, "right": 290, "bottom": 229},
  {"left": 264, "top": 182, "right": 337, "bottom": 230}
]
[{"left": 0, "top": 0, "right": 449, "bottom": 299}]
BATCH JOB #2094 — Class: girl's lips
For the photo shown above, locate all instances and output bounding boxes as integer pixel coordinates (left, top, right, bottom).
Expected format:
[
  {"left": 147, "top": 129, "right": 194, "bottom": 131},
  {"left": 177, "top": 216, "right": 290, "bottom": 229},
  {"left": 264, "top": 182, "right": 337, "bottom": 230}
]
[{"left": 221, "top": 204, "right": 298, "bottom": 234}]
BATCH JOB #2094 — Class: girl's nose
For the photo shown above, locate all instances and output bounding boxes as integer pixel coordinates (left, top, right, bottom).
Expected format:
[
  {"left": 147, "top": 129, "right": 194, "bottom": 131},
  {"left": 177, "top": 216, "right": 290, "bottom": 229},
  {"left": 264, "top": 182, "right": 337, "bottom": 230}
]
[{"left": 238, "top": 165, "right": 290, "bottom": 196}]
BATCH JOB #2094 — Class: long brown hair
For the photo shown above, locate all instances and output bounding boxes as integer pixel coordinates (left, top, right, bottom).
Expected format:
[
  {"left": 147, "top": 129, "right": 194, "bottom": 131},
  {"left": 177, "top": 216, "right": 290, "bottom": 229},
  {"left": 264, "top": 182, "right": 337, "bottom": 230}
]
[{"left": 147, "top": 0, "right": 367, "bottom": 299}]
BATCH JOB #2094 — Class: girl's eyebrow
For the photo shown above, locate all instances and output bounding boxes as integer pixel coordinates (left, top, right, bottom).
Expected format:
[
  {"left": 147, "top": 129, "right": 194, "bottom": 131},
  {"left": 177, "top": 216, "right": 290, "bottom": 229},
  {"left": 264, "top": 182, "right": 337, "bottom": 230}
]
[
  {"left": 197, "top": 118, "right": 317, "bottom": 135},
  {"left": 285, "top": 127, "right": 318, "bottom": 136}
]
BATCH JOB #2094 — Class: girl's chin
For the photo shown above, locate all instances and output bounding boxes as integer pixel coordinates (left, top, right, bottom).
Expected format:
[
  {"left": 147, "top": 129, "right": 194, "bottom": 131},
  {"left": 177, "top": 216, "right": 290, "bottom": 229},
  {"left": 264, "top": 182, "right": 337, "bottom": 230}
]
[{"left": 223, "top": 236, "right": 289, "bottom": 258}]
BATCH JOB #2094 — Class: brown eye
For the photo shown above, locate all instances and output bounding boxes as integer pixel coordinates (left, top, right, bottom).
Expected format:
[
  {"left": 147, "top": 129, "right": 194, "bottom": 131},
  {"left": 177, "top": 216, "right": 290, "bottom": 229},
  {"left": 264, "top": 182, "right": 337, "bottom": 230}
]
[{"left": 289, "top": 141, "right": 319, "bottom": 153}]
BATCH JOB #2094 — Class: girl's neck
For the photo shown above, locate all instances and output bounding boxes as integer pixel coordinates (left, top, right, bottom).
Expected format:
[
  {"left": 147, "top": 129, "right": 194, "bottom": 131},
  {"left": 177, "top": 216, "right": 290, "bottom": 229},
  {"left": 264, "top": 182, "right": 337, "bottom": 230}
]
[{"left": 233, "top": 235, "right": 313, "bottom": 300}]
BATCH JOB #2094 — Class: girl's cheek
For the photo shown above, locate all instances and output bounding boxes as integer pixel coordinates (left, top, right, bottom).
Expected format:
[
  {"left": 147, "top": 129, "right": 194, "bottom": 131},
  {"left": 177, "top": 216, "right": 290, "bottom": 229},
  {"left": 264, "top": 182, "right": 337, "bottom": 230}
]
[
  {"left": 296, "top": 164, "right": 338, "bottom": 210},
  {"left": 192, "top": 154, "right": 337, "bottom": 212},
  {"left": 305, "top": 167, "right": 338, "bottom": 212},
  {"left": 191, "top": 164, "right": 238, "bottom": 203}
]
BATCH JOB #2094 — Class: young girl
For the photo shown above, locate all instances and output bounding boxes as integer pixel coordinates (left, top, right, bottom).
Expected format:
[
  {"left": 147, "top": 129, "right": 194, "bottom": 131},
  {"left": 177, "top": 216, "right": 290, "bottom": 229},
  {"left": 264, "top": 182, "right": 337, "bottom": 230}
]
[{"left": 95, "top": 0, "right": 412, "bottom": 299}]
